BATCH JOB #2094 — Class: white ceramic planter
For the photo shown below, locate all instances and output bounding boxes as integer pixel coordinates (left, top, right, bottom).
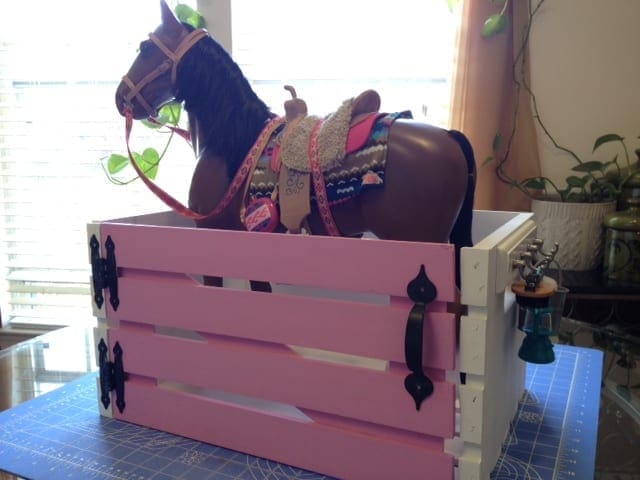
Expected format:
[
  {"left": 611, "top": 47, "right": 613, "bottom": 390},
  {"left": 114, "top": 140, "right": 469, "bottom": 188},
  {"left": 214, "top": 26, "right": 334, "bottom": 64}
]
[{"left": 531, "top": 199, "right": 616, "bottom": 271}]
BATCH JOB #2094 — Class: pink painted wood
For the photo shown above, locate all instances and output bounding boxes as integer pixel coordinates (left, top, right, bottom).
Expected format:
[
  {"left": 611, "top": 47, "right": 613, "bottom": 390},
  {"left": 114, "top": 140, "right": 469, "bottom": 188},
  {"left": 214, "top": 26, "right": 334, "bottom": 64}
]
[
  {"left": 111, "top": 275, "right": 457, "bottom": 370},
  {"left": 119, "top": 380, "right": 455, "bottom": 480},
  {"left": 100, "top": 221, "right": 457, "bottom": 300},
  {"left": 111, "top": 326, "right": 455, "bottom": 437},
  {"left": 100, "top": 214, "right": 460, "bottom": 478}
]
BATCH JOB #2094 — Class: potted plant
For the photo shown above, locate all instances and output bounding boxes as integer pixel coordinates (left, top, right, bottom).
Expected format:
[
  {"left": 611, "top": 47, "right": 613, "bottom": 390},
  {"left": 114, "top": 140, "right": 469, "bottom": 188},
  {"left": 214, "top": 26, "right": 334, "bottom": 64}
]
[{"left": 482, "top": 0, "right": 640, "bottom": 270}]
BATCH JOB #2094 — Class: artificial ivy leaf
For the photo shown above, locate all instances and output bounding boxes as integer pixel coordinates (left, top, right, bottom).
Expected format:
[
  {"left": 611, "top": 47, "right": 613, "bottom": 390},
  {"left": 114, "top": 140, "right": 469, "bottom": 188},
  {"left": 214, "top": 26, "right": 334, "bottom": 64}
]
[
  {"left": 524, "top": 178, "right": 546, "bottom": 190},
  {"left": 572, "top": 161, "right": 605, "bottom": 173},
  {"left": 445, "top": 0, "right": 461, "bottom": 13},
  {"left": 133, "top": 148, "right": 160, "bottom": 180},
  {"left": 141, "top": 118, "right": 162, "bottom": 129},
  {"left": 175, "top": 4, "right": 205, "bottom": 28},
  {"left": 482, "top": 14, "right": 510, "bottom": 38},
  {"left": 107, "top": 153, "right": 129, "bottom": 174},
  {"left": 159, "top": 102, "right": 182, "bottom": 125},
  {"left": 593, "top": 133, "right": 624, "bottom": 152}
]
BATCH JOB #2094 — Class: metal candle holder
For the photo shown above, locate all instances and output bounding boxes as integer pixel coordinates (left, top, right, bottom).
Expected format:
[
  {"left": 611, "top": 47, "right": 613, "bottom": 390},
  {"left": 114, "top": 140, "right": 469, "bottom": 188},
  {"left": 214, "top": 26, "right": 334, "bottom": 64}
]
[{"left": 511, "top": 239, "right": 567, "bottom": 364}]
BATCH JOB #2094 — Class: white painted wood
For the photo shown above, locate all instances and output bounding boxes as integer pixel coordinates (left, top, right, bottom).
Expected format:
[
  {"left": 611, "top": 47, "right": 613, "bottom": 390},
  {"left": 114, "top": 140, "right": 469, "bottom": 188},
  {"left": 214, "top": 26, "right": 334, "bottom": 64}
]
[{"left": 457, "top": 211, "right": 533, "bottom": 480}]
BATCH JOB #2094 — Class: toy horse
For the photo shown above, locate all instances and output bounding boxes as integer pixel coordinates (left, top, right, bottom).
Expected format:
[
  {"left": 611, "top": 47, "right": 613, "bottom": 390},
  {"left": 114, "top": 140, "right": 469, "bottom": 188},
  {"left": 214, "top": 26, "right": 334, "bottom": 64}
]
[{"left": 115, "top": 1, "right": 476, "bottom": 290}]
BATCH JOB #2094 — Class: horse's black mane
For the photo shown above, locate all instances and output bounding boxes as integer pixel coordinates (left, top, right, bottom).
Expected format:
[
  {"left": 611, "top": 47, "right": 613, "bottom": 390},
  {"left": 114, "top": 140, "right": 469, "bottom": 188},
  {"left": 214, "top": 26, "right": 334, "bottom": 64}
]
[{"left": 174, "top": 24, "right": 273, "bottom": 179}]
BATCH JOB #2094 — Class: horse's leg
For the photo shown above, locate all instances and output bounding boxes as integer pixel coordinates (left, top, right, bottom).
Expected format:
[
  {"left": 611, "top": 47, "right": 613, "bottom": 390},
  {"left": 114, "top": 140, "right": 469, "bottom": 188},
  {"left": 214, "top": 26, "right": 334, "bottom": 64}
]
[
  {"left": 189, "top": 154, "right": 270, "bottom": 292},
  {"left": 249, "top": 280, "right": 272, "bottom": 293},
  {"left": 203, "top": 275, "right": 223, "bottom": 287},
  {"left": 202, "top": 276, "right": 270, "bottom": 293}
]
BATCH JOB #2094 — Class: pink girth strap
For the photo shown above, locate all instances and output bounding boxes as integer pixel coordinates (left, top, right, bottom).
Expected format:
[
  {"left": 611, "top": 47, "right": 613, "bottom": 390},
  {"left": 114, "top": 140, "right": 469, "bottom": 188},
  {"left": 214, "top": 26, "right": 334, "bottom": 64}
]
[{"left": 309, "top": 120, "right": 341, "bottom": 236}]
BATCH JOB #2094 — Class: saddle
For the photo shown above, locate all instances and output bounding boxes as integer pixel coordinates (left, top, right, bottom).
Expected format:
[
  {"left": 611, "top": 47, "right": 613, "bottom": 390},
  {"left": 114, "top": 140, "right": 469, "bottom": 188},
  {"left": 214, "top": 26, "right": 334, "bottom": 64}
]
[{"left": 274, "top": 88, "right": 381, "bottom": 233}]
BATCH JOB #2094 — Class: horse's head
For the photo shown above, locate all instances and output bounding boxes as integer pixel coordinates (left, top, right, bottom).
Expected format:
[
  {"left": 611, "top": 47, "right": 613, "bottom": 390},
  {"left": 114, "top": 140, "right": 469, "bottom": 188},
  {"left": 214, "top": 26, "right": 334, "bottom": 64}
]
[{"left": 115, "top": 0, "right": 207, "bottom": 119}]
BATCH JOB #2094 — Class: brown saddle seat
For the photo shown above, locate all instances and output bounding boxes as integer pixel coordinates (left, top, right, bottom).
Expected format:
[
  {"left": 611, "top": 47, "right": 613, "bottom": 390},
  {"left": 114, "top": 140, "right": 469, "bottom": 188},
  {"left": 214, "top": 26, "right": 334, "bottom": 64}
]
[
  {"left": 350, "top": 89, "right": 381, "bottom": 125},
  {"left": 279, "top": 89, "right": 381, "bottom": 174},
  {"left": 274, "top": 88, "right": 382, "bottom": 233},
  {"left": 284, "top": 86, "right": 380, "bottom": 127}
]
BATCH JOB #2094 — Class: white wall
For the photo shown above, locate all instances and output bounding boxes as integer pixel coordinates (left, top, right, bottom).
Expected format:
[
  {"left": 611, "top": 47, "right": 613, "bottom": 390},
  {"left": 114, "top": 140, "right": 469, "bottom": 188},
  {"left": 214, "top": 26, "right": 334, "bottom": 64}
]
[{"left": 529, "top": 0, "right": 640, "bottom": 186}]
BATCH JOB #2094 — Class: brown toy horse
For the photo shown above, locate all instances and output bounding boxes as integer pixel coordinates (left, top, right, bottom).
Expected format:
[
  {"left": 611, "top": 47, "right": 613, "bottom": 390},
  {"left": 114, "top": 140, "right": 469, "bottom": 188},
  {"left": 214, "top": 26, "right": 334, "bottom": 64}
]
[{"left": 115, "top": 1, "right": 476, "bottom": 290}]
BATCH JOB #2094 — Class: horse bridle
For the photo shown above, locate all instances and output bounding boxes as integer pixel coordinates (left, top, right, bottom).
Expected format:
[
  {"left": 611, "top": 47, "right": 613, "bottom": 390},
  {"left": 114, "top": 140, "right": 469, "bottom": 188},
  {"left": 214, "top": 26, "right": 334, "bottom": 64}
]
[{"left": 121, "top": 28, "right": 208, "bottom": 117}]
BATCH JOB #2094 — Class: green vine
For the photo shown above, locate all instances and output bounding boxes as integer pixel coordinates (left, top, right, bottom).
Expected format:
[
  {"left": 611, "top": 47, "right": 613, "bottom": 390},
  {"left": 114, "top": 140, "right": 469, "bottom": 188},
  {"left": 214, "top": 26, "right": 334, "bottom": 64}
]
[
  {"left": 482, "top": 0, "right": 639, "bottom": 203},
  {"left": 103, "top": 4, "right": 204, "bottom": 184}
]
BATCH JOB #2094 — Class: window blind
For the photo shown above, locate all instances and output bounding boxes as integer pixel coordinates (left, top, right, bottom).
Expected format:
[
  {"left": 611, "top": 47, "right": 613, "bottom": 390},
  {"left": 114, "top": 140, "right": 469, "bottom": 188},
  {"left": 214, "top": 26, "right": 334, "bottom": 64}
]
[
  {"left": 0, "top": 0, "right": 460, "bottom": 329},
  {"left": 231, "top": 0, "right": 459, "bottom": 124},
  {"left": 0, "top": 0, "right": 195, "bottom": 328}
]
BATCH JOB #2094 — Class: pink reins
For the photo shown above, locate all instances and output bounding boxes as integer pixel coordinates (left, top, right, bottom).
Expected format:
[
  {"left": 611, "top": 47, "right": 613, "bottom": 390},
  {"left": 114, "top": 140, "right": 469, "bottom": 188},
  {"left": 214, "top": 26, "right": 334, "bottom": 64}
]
[{"left": 124, "top": 109, "right": 284, "bottom": 221}]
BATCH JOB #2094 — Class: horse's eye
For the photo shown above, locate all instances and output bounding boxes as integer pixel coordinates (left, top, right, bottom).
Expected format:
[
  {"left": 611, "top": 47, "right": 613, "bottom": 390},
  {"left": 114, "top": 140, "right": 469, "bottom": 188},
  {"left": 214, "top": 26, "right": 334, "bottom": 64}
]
[{"left": 138, "top": 40, "right": 152, "bottom": 55}]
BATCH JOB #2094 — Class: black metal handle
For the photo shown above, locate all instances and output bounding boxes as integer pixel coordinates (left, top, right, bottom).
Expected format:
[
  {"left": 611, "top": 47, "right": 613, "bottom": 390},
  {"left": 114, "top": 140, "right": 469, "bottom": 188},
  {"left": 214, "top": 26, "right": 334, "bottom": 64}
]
[{"left": 403, "top": 265, "right": 437, "bottom": 411}]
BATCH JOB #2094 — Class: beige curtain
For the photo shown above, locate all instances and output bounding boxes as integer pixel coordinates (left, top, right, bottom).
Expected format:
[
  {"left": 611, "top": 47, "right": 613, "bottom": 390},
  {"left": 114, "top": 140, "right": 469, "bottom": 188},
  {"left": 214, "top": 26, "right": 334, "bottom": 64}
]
[{"left": 450, "top": 0, "right": 540, "bottom": 212}]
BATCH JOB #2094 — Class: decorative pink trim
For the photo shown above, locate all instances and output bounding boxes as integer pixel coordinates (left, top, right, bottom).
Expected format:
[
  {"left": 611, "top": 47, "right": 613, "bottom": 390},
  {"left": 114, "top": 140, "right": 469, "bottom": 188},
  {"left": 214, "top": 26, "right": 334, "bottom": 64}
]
[{"left": 309, "top": 120, "right": 341, "bottom": 236}]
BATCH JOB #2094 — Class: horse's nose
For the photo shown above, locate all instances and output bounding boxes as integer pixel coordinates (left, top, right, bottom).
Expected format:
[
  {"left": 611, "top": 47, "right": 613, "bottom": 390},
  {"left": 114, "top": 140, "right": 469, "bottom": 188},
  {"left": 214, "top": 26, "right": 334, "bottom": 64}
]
[{"left": 114, "top": 85, "right": 129, "bottom": 117}]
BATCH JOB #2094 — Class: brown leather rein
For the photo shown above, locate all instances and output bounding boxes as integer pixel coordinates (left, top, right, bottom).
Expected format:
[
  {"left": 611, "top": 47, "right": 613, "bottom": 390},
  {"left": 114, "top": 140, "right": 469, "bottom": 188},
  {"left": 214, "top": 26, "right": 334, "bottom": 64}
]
[{"left": 121, "top": 28, "right": 208, "bottom": 118}]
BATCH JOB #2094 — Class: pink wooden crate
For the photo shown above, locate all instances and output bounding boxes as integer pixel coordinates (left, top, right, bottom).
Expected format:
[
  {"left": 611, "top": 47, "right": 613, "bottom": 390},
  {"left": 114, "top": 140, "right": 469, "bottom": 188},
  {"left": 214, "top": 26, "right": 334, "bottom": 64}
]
[{"left": 89, "top": 210, "right": 536, "bottom": 480}]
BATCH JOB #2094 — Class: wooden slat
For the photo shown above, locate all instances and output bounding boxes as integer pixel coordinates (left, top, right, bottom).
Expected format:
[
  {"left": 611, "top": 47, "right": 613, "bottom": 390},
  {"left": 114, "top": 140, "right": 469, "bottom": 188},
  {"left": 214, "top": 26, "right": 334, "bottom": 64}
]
[
  {"left": 110, "top": 327, "right": 455, "bottom": 438},
  {"left": 101, "top": 222, "right": 456, "bottom": 301},
  {"left": 112, "top": 275, "right": 457, "bottom": 370},
  {"left": 118, "top": 380, "right": 454, "bottom": 480}
]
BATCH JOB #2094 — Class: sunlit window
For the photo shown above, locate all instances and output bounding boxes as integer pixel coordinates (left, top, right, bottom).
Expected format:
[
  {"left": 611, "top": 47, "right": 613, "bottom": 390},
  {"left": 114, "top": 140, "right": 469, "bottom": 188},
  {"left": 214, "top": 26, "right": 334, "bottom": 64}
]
[
  {"left": 0, "top": 0, "right": 460, "bottom": 329},
  {"left": 232, "top": 0, "right": 458, "bottom": 124}
]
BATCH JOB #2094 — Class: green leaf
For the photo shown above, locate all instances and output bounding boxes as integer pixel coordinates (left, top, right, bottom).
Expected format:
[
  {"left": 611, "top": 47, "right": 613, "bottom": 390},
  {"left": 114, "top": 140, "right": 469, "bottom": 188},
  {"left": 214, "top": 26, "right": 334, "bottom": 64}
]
[
  {"left": 591, "top": 180, "right": 618, "bottom": 196},
  {"left": 133, "top": 148, "right": 160, "bottom": 180},
  {"left": 141, "top": 119, "right": 162, "bottom": 129},
  {"left": 107, "top": 154, "right": 129, "bottom": 174},
  {"left": 524, "top": 178, "right": 546, "bottom": 190},
  {"left": 141, "top": 102, "right": 182, "bottom": 130},
  {"left": 571, "top": 161, "right": 606, "bottom": 173},
  {"left": 445, "top": 0, "right": 461, "bottom": 13},
  {"left": 603, "top": 155, "right": 618, "bottom": 167},
  {"left": 593, "top": 133, "right": 624, "bottom": 152},
  {"left": 160, "top": 102, "right": 182, "bottom": 125},
  {"left": 482, "top": 155, "right": 495, "bottom": 167},
  {"left": 492, "top": 133, "right": 503, "bottom": 153},
  {"left": 566, "top": 175, "right": 587, "bottom": 188},
  {"left": 482, "top": 13, "right": 510, "bottom": 38},
  {"left": 566, "top": 191, "right": 587, "bottom": 202},
  {"left": 175, "top": 4, "right": 205, "bottom": 28}
]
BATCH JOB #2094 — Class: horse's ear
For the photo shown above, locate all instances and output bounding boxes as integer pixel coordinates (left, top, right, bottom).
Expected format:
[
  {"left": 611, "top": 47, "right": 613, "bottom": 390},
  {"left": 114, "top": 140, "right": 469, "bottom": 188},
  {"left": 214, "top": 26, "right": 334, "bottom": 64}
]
[{"left": 160, "top": 0, "right": 180, "bottom": 27}]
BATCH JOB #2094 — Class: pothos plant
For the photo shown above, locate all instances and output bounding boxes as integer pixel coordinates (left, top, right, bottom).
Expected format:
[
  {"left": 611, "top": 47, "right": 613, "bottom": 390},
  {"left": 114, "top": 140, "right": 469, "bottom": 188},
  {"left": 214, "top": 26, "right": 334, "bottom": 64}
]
[
  {"left": 481, "top": 0, "right": 639, "bottom": 203},
  {"left": 104, "top": 4, "right": 204, "bottom": 184}
]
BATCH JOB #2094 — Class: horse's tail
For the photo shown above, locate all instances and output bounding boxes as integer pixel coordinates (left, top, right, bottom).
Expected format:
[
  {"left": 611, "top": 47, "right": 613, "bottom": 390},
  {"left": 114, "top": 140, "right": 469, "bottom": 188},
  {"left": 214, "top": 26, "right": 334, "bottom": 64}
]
[{"left": 447, "top": 129, "right": 476, "bottom": 288}]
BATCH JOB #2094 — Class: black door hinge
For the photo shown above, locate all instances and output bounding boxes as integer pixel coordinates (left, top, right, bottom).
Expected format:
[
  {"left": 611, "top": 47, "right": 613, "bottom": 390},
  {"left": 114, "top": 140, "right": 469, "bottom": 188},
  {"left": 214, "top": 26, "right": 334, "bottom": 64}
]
[
  {"left": 98, "top": 338, "right": 127, "bottom": 413},
  {"left": 90, "top": 234, "right": 119, "bottom": 311},
  {"left": 404, "top": 264, "right": 437, "bottom": 411}
]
